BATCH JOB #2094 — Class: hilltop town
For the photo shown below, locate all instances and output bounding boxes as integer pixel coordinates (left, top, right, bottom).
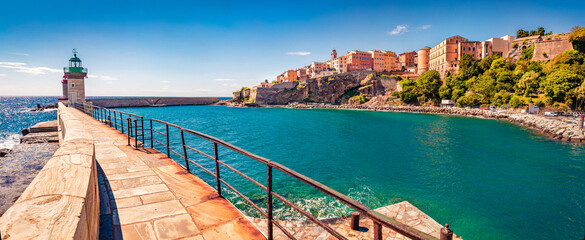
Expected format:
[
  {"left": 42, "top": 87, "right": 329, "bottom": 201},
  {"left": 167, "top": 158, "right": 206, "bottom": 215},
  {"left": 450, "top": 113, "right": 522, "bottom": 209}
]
[{"left": 233, "top": 26, "right": 585, "bottom": 111}]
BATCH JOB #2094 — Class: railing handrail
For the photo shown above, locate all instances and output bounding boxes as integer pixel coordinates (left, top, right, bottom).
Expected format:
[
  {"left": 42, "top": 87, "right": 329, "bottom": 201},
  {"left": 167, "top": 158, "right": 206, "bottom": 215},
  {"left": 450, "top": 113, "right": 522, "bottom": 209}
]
[{"left": 70, "top": 102, "right": 442, "bottom": 240}]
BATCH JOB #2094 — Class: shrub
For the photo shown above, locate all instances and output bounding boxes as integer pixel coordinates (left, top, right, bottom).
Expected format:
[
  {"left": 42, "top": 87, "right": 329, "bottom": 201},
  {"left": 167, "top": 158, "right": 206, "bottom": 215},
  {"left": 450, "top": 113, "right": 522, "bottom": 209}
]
[
  {"left": 542, "top": 51, "right": 548, "bottom": 58},
  {"left": 534, "top": 99, "right": 545, "bottom": 107},
  {"left": 520, "top": 45, "right": 535, "bottom": 61},
  {"left": 349, "top": 94, "right": 371, "bottom": 104},
  {"left": 512, "top": 42, "right": 518, "bottom": 49},
  {"left": 569, "top": 26, "right": 585, "bottom": 52},
  {"left": 510, "top": 96, "right": 523, "bottom": 108}
]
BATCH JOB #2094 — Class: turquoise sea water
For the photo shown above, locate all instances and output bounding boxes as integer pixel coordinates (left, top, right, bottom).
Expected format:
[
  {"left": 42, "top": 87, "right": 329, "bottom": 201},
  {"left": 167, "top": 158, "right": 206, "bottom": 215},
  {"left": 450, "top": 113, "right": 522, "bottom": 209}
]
[
  {"left": 0, "top": 96, "right": 58, "bottom": 149},
  {"left": 116, "top": 105, "right": 584, "bottom": 240}
]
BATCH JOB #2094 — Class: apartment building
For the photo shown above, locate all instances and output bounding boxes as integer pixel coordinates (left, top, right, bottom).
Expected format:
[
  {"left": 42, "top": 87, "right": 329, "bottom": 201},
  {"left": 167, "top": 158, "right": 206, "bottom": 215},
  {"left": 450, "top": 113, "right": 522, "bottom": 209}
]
[{"left": 346, "top": 50, "right": 373, "bottom": 72}]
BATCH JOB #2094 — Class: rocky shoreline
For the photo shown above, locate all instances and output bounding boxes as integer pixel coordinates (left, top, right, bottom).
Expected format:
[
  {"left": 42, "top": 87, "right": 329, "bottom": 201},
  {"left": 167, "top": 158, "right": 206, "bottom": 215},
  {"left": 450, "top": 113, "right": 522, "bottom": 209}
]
[
  {"left": 0, "top": 120, "right": 59, "bottom": 216},
  {"left": 227, "top": 101, "right": 585, "bottom": 143}
]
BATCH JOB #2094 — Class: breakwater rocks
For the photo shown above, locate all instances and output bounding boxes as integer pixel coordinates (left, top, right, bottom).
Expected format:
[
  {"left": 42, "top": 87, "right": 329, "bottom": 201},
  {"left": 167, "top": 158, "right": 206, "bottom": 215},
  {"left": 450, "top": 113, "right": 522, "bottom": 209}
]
[{"left": 285, "top": 103, "right": 585, "bottom": 143}]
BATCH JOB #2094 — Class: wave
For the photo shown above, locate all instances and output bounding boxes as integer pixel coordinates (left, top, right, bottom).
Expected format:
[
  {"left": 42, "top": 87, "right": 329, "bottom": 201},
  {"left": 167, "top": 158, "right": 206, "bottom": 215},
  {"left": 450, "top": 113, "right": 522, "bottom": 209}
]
[{"left": 0, "top": 134, "right": 20, "bottom": 150}]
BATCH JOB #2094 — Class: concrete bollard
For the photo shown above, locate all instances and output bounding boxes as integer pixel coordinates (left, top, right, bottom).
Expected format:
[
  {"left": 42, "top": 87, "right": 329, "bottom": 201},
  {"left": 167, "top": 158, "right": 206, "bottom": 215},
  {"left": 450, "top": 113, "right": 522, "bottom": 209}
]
[
  {"left": 350, "top": 212, "right": 360, "bottom": 230},
  {"left": 440, "top": 223, "right": 453, "bottom": 240},
  {"left": 579, "top": 114, "right": 584, "bottom": 130}
]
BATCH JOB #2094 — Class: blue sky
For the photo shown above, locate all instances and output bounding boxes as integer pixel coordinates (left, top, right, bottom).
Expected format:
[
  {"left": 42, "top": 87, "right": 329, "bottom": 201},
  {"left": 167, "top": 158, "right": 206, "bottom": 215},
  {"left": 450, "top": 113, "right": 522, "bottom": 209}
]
[{"left": 0, "top": 0, "right": 584, "bottom": 97}]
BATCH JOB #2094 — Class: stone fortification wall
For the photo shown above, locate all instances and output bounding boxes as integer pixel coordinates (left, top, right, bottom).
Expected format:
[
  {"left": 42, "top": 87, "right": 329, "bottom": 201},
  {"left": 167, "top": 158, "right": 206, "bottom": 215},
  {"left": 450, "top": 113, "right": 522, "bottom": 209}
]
[
  {"left": 0, "top": 103, "right": 99, "bottom": 239},
  {"left": 532, "top": 38, "right": 574, "bottom": 61},
  {"left": 90, "top": 97, "right": 220, "bottom": 108}
]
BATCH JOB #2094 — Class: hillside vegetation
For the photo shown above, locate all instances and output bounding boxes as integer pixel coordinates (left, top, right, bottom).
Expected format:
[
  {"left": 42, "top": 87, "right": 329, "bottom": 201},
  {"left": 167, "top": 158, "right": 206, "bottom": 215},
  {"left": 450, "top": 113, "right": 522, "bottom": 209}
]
[{"left": 393, "top": 50, "right": 585, "bottom": 110}]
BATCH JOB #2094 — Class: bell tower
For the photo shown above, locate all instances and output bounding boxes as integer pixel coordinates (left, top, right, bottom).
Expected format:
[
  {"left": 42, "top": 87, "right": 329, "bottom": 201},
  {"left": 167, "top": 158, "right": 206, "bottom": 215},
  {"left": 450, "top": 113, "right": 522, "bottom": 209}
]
[
  {"left": 331, "top": 49, "right": 337, "bottom": 60},
  {"left": 64, "top": 49, "right": 87, "bottom": 103}
]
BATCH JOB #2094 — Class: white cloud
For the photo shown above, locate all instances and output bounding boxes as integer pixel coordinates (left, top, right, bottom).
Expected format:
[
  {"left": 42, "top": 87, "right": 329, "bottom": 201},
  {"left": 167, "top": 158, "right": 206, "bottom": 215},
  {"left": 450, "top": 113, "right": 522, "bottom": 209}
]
[
  {"left": 389, "top": 25, "right": 408, "bottom": 35},
  {"left": 418, "top": 25, "right": 432, "bottom": 30},
  {"left": 87, "top": 74, "right": 98, "bottom": 78},
  {"left": 101, "top": 75, "right": 118, "bottom": 81},
  {"left": 287, "top": 52, "right": 311, "bottom": 56},
  {"left": 214, "top": 78, "right": 233, "bottom": 81},
  {"left": 0, "top": 73, "right": 6, "bottom": 77},
  {"left": 160, "top": 80, "right": 171, "bottom": 83},
  {"left": 0, "top": 62, "right": 61, "bottom": 75},
  {"left": 7, "top": 52, "right": 29, "bottom": 56}
]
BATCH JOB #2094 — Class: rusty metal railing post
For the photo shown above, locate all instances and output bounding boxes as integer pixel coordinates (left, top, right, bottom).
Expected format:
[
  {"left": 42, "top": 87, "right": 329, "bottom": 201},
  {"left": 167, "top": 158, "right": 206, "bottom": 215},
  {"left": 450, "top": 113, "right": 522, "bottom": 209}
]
[
  {"left": 108, "top": 109, "right": 112, "bottom": 127},
  {"left": 127, "top": 118, "right": 131, "bottom": 146},
  {"left": 150, "top": 119, "right": 153, "bottom": 148},
  {"left": 350, "top": 212, "right": 360, "bottom": 230},
  {"left": 120, "top": 113, "right": 125, "bottom": 134},
  {"left": 440, "top": 224, "right": 453, "bottom": 240},
  {"left": 166, "top": 124, "right": 170, "bottom": 157},
  {"left": 180, "top": 130, "right": 190, "bottom": 171},
  {"left": 141, "top": 117, "right": 145, "bottom": 145},
  {"left": 213, "top": 142, "right": 221, "bottom": 195},
  {"left": 113, "top": 111, "right": 118, "bottom": 130},
  {"left": 373, "top": 222, "right": 382, "bottom": 240},
  {"left": 267, "top": 165, "right": 273, "bottom": 240},
  {"left": 134, "top": 119, "right": 138, "bottom": 149}
]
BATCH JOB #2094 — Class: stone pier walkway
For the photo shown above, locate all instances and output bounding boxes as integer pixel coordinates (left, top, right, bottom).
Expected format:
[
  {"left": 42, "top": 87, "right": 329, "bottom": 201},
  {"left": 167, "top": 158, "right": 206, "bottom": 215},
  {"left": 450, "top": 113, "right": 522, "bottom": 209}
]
[{"left": 70, "top": 109, "right": 265, "bottom": 239}]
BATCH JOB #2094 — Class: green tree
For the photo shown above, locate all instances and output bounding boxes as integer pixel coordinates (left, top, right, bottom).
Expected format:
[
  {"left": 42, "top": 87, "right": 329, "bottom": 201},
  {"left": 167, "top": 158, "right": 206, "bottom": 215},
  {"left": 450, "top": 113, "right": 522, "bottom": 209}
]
[
  {"left": 439, "top": 85, "right": 452, "bottom": 100},
  {"left": 536, "top": 27, "right": 545, "bottom": 36},
  {"left": 458, "top": 54, "right": 476, "bottom": 76},
  {"left": 517, "top": 29, "right": 529, "bottom": 38},
  {"left": 451, "top": 88, "right": 465, "bottom": 102},
  {"left": 510, "top": 95, "right": 523, "bottom": 108},
  {"left": 516, "top": 71, "right": 541, "bottom": 96},
  {"left": 492, "top": 90, "right": 511, "bottom": 107},
  {"left": 542, "top": 69, "right": 581, "bottom": 102},
  {"left": 569, "top": 26, "right": 585, "bottom": 53},
  {"left": 456, "top": 92, "right": 482, "bottom": 107},
  {"left": 520, "top": 45, "right": 535, "bottom": 61},
  {"left": 416, "top": 70, "right": 442, "bottom": 101}
]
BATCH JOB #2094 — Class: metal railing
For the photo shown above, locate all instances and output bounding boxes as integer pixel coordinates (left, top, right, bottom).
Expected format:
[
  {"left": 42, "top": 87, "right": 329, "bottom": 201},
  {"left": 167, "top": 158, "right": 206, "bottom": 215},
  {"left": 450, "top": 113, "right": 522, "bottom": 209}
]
[{"left": 71, "top": 102, "right": 446, "bottom": 240}]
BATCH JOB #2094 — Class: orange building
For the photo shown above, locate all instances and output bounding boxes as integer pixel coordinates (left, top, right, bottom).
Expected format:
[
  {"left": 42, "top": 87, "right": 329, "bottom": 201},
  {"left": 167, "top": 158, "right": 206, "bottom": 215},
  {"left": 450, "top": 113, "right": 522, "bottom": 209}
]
[
  {"left": 283, "top": 70, "right": 298, "bottom": 82},
  {"left": 296, "top": 68, "right": 308, "bottom": 81},
  {"left": 399, "top": 51, "right": 417, "bottom": 71},
  {"left": 346, "top": 50, "right": 373, "bottom": 72},
  {"left": 429, "top": 35, "right": 468, "bottom": 78},
  {"left": 369, "top": 50, "right": 399, "bottom": 72},
  {"left": 429, "top": 35, "right": 498, "bottom": 78}
]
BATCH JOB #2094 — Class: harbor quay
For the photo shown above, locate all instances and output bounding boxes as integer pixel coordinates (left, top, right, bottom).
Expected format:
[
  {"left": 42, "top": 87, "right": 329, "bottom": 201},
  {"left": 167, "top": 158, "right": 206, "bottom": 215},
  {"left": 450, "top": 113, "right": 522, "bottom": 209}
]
[{"left": 0, "top": 103, "right": 458, "bottom": 239}]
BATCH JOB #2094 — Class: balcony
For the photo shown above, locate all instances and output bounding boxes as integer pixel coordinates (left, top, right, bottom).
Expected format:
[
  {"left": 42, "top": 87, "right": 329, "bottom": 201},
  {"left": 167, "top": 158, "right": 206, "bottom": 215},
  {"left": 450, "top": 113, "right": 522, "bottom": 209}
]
[{"left": 64, "top": 67, "right": 87, "bottom": 74}]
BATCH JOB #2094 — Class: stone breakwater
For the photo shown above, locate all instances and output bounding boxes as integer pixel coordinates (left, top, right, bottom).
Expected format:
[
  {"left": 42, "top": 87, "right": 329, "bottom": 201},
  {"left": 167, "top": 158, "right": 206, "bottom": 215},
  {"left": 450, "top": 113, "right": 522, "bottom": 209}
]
[{"left": 279, "top": 103, "right": 585, "bottom": 143}]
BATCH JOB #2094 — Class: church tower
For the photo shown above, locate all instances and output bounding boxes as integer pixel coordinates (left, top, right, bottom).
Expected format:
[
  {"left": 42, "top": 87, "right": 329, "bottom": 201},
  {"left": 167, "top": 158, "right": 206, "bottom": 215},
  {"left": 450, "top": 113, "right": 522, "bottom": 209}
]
[
  {"left": 331, "top": 49, "right": 337, "bottom": 60},
  {"left": 63, "top": 49, "right": 87, "bottom": 103}
]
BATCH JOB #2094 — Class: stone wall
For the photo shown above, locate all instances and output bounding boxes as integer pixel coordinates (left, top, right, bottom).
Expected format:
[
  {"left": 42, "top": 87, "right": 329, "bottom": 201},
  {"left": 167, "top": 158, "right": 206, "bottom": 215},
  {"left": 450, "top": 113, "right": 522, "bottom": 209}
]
[
  {"left": 90, "top": 97, "right": 220, "bottom": 108},
  {"left": 0, "top": 103, "right": 99, "bottom": 239},
  {"left": 533, "top": 37, "right": 574, "bottom": 61}
]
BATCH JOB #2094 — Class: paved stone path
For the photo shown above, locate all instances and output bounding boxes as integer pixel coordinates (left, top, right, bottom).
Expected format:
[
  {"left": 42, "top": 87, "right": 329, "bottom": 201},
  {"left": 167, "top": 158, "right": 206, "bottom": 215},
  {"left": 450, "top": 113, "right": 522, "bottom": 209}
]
[{"left": 70, "top": 109, "right": 265, "bottom": 240}]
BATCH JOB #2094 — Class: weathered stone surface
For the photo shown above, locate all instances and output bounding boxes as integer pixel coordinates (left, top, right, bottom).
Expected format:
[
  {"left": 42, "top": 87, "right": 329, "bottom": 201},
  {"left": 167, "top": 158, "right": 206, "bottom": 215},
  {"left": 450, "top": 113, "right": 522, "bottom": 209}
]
[
  {"left": 0, "top": 103, "right": 99, "bottom": 240},
  {"left": 153, "top": 214, "right": 200, "bottom": 239},
  {"left": 113, "top": 200, "right": 187, "bottom": 225}
]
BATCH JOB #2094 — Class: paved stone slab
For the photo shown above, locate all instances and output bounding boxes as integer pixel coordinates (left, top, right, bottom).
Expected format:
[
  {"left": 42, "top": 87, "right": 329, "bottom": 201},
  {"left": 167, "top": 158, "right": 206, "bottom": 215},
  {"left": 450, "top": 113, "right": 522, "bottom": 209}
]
[
  {"left": 113, "top": 200, "right": 187, "bottom": 225},
  {"left": 154, "top": 214, "right": 200, "bottom": 240}
]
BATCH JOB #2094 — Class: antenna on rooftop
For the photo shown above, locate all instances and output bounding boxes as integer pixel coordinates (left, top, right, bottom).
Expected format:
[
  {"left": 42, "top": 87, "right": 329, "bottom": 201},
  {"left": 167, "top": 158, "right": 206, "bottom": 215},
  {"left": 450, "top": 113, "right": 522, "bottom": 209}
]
[{"left": 72, "top": 48, "right": 78, "bottom": 55}]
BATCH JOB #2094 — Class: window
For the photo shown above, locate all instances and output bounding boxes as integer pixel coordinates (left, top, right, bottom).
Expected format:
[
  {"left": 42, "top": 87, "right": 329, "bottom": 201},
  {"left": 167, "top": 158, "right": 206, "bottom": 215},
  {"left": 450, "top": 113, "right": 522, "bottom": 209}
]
[{"left": 71, "top": 83, "right": 75, "bottom": 88}]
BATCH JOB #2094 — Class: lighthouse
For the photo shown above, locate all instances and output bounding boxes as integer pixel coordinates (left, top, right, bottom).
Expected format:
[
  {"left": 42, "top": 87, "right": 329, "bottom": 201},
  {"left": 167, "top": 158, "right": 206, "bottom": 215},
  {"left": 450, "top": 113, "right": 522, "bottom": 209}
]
[{"left": 62, "top": 49, "right": 87, "bottom": 103}]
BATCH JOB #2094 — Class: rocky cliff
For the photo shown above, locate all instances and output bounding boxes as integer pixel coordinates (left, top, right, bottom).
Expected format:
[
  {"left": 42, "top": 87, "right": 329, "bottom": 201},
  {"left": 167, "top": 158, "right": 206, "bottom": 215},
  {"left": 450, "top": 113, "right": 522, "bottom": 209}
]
[{"left": 247, "top": 71, "right": 400, "bottom": 105}]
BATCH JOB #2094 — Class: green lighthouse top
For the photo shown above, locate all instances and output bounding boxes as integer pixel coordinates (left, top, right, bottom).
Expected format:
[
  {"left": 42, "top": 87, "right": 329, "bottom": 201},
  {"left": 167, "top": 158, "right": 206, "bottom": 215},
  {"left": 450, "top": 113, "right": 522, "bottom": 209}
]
[
  {"left": 64, "top": 49, "right": 87, "bottom": 74},
  {"left": 69, "top": 53, "right": 82, "bottom": 62}
]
